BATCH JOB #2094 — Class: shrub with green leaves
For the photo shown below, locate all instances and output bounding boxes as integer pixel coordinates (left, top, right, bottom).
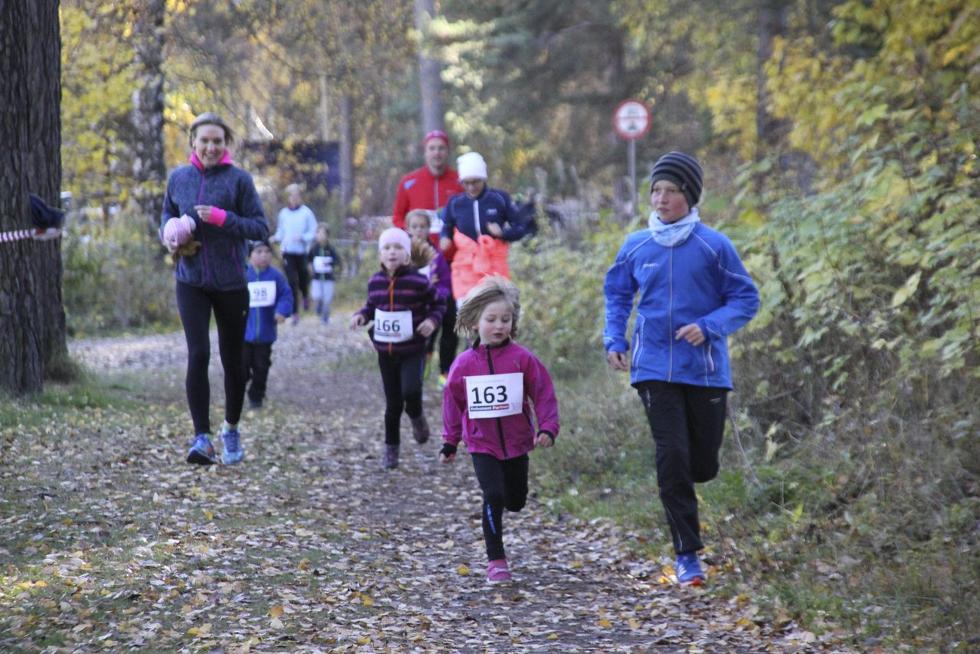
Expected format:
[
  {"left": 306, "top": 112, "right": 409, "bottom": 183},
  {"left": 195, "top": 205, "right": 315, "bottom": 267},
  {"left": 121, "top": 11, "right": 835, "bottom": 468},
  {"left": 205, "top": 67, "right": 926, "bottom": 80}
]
[{"left": 62, "top": 211, "right": 177, "bottom": 336}]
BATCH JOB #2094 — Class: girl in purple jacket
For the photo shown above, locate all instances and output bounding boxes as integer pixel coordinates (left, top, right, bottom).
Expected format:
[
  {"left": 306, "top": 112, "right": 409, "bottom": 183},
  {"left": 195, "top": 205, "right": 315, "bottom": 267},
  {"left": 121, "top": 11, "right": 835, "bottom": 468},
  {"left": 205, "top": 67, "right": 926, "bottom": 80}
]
[
  {"left": 350, "top": 227, "right": 445, "bottom": 470},
  {"left": 439, "top": 276, "right": 560, "bottom": 583}
]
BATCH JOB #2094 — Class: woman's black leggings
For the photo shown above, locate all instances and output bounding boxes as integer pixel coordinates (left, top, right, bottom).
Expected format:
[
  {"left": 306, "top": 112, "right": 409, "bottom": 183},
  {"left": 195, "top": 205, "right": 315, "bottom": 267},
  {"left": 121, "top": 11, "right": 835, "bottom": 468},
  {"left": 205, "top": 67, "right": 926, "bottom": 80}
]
[
  {"left": 426, "top": 296, "right": 459, "bottom": 375},
  {"left": 176, "top": 281, "right": 249, "bottom": 435},
  {"left": 377, "top": 351, "right": 425, "bottom": 445},
  {"left": 471, "top": 453, "right": 529, "bottom": 561},
  {"left": 282, "top": 253, "right": 310, "bottom": 314}
]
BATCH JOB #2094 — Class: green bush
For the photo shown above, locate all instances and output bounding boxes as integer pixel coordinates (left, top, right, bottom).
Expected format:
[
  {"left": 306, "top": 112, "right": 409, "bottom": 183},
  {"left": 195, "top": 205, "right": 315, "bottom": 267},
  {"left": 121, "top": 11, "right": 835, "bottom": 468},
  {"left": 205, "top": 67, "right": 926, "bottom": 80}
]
[
  {"left": 510, "top": 216, "right": 629, "bottom": 377},
  {"left": 62, "top": 212, "right": 178, "bottom": 336}
]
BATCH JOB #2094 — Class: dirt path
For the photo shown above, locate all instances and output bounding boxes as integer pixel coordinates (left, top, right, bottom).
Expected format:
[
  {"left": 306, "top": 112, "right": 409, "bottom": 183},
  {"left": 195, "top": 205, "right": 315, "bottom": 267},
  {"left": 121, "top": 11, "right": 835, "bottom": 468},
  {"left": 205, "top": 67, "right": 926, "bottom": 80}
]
[{"left": 0, "top": 317, "right": 849, "bottom": 652}]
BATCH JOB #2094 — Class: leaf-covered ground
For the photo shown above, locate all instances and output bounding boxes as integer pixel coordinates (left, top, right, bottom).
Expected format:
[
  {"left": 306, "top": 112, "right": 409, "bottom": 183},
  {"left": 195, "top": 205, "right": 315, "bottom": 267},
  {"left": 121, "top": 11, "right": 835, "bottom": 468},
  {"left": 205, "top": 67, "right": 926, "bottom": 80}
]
[{"left": 1, "top": 318, "right": 854, "bottom": 653}]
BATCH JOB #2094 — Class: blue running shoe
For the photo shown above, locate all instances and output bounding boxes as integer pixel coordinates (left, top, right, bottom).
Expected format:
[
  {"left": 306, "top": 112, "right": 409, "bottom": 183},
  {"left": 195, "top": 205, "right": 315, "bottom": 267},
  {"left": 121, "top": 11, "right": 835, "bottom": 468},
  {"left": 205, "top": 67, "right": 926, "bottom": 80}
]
[
  {"left": 220, "top": 428, "right": 244, "bottom": 465},
  {"left": 675, "top": 552, "right": 706, "bottom": 586},
  {"left": 187, "top": 433, "right": 217, "bottom": 465}
]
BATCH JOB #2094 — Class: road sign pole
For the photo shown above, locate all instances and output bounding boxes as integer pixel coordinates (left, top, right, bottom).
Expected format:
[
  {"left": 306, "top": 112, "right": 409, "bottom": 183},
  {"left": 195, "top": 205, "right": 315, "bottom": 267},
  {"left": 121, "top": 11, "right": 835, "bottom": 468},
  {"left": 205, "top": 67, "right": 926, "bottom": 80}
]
[
  {"left": 613, "top": 99, "right": 651, "bottom": 219},
  {"left": 628, "top": 139, "right": 637, "bottom": 216}
]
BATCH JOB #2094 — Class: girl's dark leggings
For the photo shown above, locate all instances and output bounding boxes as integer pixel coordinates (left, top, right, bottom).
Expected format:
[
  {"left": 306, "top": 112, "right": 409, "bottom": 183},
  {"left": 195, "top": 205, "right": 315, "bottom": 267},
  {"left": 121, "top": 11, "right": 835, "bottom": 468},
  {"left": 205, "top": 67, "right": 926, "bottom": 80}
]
[
  {"left": 377, "top": 351, "right": 425, "bottom": 445},
  {"left": 635, "top": 380, "right": 728, "bottom": 554},
  {"left": 471, "top": 452, "right": 529, "bottom": 561},
  {"left": 176, "top": 281, "right": 249, "bottom": 435}
]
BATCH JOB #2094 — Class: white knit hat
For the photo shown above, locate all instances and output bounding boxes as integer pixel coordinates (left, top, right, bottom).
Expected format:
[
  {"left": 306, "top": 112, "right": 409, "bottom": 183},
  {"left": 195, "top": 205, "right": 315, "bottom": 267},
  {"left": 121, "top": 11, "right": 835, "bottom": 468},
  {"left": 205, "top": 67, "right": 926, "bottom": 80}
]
[
  {"left": 457, "top": 152, "right": 488, "bottom": 180},
  {"left": 378, "top": 227, "right": 411, "bottom": 253}
]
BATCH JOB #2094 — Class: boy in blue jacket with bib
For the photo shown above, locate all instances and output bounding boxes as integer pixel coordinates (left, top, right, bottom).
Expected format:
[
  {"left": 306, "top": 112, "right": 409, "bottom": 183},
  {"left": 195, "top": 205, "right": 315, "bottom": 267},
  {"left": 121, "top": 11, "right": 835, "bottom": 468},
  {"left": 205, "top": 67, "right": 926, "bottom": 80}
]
[
  {"left": 244, "top": 240, "right": 293, "bottom": 417},
  {"left": 603, "top": 151, "right": 759, "bottom": 586}
]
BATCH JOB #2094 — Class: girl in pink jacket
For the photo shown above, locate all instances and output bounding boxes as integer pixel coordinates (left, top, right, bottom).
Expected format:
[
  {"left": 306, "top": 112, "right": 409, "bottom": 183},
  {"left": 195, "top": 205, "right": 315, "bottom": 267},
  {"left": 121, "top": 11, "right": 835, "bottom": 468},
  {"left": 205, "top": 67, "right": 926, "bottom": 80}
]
[{"left": 439, "top": 276, "right": 560, "bottom": 583}]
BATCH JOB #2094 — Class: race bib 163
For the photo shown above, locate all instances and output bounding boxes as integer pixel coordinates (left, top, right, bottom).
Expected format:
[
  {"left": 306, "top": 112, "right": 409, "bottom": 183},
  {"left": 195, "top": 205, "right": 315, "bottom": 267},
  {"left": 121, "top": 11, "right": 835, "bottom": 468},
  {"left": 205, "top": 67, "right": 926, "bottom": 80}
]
[{"left": 464, "top": 372, "right": 523, "bottom": 418}]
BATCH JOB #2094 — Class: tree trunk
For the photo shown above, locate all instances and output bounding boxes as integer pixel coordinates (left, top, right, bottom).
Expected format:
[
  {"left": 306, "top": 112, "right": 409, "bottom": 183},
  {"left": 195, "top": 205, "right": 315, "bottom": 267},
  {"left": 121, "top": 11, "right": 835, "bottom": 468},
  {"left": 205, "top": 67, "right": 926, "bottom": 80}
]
[
  {"left": 756, "top": 0, "right": 790, "bottom": 147},
  {"left": 130, "top": 0, "right": 167, "bottom": 235},
  {"left": 318, "top": 73, "right": 331, "bottom": 142},
  {"left": 338, "top": 93, "right": 354, "bottom": 213},
  {"left": 0, "top": 0, "right": 67, "bottom": 394},
  {"left": 413, "top": 0, "right": 445, "bottom": 134}
]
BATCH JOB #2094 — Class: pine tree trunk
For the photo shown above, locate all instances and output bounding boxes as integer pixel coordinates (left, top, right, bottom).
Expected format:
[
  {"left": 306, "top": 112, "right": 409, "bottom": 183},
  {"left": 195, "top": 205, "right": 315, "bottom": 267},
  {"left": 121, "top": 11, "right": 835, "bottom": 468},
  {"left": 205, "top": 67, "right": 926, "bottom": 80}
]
[
  {"left": 413, "top": 0, "right": 445, "bottom": 134},
  {"left": 0, "top": 0, "right": 67, "bottom": 394},
  {"left": 130, "top": 0, "right": 167, "bottom": 235}
]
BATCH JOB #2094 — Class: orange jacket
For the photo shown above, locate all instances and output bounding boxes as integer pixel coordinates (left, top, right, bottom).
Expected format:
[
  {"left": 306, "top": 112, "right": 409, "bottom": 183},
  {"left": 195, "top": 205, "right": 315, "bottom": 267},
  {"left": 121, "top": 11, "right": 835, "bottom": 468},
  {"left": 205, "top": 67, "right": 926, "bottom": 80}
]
[{"left": 450, "top": 232, "right": 509, "bottom": 300}]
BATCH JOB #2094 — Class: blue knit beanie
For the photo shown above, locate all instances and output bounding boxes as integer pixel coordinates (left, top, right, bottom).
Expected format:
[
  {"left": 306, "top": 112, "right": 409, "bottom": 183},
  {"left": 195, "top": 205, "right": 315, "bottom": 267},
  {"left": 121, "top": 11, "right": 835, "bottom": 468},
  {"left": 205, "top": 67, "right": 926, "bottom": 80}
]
[{"left": 649, "top": 151, "right": 703, "bottom": 207}]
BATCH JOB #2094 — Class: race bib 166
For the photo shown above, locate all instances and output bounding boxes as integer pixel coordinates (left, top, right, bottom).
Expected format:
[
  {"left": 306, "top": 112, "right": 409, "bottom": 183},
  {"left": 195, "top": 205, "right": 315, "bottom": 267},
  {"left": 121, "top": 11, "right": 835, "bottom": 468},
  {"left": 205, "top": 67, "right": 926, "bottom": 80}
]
[{"left": 373, "top": 309, "right": 413, "bottom": 343}]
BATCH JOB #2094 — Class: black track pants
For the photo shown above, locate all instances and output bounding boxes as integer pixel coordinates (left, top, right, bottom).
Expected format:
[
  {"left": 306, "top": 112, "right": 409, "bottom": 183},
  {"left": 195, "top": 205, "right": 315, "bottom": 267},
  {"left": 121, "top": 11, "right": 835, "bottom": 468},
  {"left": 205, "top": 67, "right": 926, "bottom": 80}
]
[{"left": 636, "top": 380, "right": 727, "bottom": 554}]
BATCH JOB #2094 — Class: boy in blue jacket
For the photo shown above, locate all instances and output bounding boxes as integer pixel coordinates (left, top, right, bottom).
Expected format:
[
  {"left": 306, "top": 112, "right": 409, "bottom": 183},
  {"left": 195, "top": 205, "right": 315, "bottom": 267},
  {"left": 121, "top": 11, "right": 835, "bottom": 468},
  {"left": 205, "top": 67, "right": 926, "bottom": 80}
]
[
  {"left": 603, "top": 151, "right": 759, "bottom": 586},
  {"left": 243, "top": 240, "right": 293, "bottom": 420}
]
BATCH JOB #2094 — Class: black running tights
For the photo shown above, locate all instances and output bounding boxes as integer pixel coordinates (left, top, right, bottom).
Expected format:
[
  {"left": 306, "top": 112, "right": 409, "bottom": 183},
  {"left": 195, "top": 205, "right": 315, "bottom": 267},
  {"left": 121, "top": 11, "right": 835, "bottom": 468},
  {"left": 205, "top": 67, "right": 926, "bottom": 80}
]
[{"left": 176, "top": 281, "right": 249, "bottom": 435}]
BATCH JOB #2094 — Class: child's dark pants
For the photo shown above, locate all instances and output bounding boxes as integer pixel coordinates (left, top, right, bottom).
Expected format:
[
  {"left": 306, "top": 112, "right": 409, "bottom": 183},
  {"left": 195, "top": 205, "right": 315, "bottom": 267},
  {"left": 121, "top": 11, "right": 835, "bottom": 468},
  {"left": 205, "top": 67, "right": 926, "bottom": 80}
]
[
  {"left": 471, "top": 452, "right": 529, "bottom": 561},
  {"left": 636, "top": 380, "right": 727, "bottom": 554},
  {"left": 243, "top": 342, "right": 273, "bottom": 405},
  {"left": 377, "top": 351, "right": 425, "bottom": 445}
]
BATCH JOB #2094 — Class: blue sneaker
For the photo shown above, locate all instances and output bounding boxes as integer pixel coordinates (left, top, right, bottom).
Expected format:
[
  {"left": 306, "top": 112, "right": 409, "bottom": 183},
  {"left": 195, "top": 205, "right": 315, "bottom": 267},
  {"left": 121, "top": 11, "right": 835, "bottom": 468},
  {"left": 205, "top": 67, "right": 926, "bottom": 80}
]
[
  {"left": 220, "top": 428, "right": 245, "bottom": 465},
  {"left": 187, "top": 433, "right": 217, "bottom": 465},
  {"left": 675, "top": 552, "right": 706, "bottom": 586}
]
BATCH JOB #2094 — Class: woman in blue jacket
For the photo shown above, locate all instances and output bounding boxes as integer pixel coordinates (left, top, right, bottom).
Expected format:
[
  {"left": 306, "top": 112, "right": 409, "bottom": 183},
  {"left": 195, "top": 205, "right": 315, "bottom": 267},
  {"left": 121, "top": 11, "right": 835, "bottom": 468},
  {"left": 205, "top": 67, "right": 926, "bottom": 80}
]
[
  {"left": 160, "top": 112, "right": 269, "bottom": 466},
  {"left": 603, "top": 151, "right": 759, "bottom": 586}
]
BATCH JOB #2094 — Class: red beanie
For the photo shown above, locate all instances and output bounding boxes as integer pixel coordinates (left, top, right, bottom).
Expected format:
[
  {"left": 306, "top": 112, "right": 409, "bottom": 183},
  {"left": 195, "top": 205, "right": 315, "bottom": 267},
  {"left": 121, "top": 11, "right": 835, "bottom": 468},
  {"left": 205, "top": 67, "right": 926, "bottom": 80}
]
[{"left": 423, "top": 130, "right": 450, "bottom": 147}]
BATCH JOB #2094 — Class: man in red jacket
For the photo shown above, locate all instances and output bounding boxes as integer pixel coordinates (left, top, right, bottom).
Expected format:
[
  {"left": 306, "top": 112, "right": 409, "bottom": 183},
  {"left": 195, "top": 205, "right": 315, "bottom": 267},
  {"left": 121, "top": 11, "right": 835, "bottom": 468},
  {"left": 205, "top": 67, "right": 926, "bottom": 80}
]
[
  {"left": 391, "top": 129, "right": 464, "bottom": 388},
  {"left": 391, "top": 130, "right": 463, "bottom": 249}
]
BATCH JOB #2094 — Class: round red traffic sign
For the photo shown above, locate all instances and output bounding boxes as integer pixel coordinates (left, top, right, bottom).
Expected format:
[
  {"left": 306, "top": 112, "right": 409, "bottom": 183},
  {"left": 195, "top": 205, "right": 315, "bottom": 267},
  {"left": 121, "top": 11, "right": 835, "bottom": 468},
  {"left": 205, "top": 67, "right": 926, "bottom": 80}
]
[{"left": 613, "top": 99, "right": 651, "bottom": 140}]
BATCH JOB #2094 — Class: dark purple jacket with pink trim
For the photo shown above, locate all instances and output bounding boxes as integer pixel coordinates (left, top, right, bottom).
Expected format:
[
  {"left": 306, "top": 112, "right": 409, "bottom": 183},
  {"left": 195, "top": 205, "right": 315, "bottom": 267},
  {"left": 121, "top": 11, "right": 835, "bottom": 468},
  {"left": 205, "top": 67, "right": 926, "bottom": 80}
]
[
  {"left": 355, "top": 265, "right": 446, "bottom": 355},
  {"left": 160, "top": 152, "right": 269, "bottom": 291}
]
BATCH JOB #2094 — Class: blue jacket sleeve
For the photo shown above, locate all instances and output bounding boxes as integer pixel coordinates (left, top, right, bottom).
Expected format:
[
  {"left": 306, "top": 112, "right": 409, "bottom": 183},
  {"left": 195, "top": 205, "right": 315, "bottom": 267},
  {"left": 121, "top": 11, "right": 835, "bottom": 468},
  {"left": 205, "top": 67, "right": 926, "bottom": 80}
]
[
  {"left": 695, "top": 236, "right": 759, "bottom": 342},
  {"left": 275, "top": 269, "right": 294, "bottom": 317},
  {"left": 439, "top": 200, "right": 457, "bottom": 240},
  {"left": 603, "top": 237, "right": 639, "bottom": 353},
  {"left": 499, "top": 192, "right": 531, "bottom": 242}
]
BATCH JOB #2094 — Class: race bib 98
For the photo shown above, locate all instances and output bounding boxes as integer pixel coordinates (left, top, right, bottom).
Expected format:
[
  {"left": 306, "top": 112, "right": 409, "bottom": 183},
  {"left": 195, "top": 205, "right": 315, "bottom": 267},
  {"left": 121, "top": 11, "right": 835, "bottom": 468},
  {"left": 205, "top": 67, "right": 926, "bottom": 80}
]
[
  {"left": 248, "top": 281, "right": 276, "bottom": 308},
  {"left": 373, "top": 309, "right": 413, "bottom": 343},
  {"left": 465, "top": 373, "right": 523, "bottom": 418}
]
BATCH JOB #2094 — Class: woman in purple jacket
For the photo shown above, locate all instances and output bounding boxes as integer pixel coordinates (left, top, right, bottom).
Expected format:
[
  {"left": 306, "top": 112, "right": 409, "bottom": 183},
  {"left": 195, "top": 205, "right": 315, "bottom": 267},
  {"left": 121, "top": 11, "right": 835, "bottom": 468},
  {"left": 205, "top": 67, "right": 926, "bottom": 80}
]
[
  {"left": 160, "top": 112, "right": 269, "bottom": 466},
  {"left": 439, "top": 276, "right": 560, "bottom": 583},
  {"left": 350, "top": 227, "right": 445, "bottom": 470}
]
